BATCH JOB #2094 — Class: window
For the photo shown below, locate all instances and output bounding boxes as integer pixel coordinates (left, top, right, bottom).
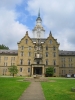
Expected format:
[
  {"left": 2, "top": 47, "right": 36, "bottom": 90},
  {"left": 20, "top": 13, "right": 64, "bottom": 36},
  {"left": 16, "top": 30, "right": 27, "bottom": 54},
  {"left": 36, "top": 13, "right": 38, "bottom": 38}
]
[
  {"left": 28, "top": 68, "right": 30, "bottom": 72},
  {"left": 46, "top": 59, "right": 48, "bottom": 65},
  {"left": 61, "top": 58, "right": 65, "bottom": 62},
  {"left": 37, "top": 46, "right": 40, "bottom": 50},
  {"left": 26, "top": 39, "right": 28, "bottom": 44},
  {"left": 20, "top": 68, "right": 22, "bottom": 72},
  {"left": 4, "top": 62, "right": 7, "bottom": 66},
  {"left": 20, "top": 59, "right": 23, "bottom": 65},
  {"left": 28, "top": 59, "right": 31, "bottom": 65},
  {"left": 28, "top": 52, "right": 31, "bottom": 57},
  {"left": 50, "top": 39, "right": 52, "bottom": 44},
  {"left": 53, "top": 60, "right": 56, "bottom": 65},
  {"left": 21, "top": 51, "right": 24, "bottom": 56},
  {"left": 37, "top": 61, "right": 40, "bottom": 64},
  {"left": 21, "top": 46, "right": 24, "bottom": 50},
  {"left": 4, "top": 57, "right": 8, "bottom": 60},
  {"left": 46, "top": 46, "right": 48, "bottom": 50},
  {"left": 28, "top": 46, "right": 31, "bottom": 50},
  {"left": 53, "top": 46, "right": 56, "bottom": 51},
  {"left": 69, "top": 58, "right": 72, "bottom": 62},
  {"left": 46, "top": 52, "right": 48, "bottom": 57},
  {"left": 11, "top": 57, "right": 15, "bottom": 61},
  {"left": 53, "top": 52, "right": 56, "bottom": 57}
]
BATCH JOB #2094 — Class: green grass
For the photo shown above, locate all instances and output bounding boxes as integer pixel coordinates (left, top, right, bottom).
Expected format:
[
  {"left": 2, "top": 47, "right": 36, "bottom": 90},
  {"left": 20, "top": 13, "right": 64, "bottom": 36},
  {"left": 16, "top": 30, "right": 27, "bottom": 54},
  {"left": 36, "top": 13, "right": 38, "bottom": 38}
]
[
  {"left": 0, "top": 77, "right": 30, "bottom": 100},
  {"left": 41, "top": 78, "right": 75, "bottom": 100}
]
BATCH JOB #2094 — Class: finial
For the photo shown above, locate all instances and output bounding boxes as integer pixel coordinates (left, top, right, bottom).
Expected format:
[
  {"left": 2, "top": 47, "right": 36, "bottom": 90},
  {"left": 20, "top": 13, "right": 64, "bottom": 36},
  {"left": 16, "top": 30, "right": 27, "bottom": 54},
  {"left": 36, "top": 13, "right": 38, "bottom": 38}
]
[
  {"left": 26, "top": 31, "right": 28, "bottom": 35},
  {"left": 38, "top": 8, "right": 40, "bottom": 17},
  {"left": 49, "top": 31, "right": 52, "bottom": 36}
]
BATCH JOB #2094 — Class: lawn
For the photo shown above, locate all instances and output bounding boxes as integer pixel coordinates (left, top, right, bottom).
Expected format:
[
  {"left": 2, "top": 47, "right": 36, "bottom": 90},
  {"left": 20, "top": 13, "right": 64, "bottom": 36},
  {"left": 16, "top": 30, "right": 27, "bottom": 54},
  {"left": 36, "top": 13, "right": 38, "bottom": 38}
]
[
  {"left": 0, "top": 77, "right": 30, "bottom": 100},
  {"left": 41, "top": 78, "right": 75, "bottom": 100}
]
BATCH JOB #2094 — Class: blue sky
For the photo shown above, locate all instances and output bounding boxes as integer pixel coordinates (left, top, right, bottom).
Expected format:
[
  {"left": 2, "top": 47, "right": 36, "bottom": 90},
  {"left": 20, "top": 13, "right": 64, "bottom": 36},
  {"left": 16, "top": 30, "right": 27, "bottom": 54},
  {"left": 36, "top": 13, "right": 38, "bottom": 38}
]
[{"left": 0, "top": 0, "right": 75, "bottom": 50}]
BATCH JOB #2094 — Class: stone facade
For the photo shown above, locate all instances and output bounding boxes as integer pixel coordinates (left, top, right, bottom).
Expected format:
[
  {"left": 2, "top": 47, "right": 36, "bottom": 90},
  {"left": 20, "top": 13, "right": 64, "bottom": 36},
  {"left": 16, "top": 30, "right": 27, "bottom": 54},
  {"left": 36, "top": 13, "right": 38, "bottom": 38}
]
[{"left": 0, "top": 13, "right": 75, "bottom": 77}]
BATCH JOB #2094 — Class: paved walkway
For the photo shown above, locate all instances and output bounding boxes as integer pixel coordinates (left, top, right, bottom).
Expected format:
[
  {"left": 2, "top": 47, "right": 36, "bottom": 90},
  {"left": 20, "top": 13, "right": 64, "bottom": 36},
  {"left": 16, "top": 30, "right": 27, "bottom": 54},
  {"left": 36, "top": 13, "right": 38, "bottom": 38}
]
[{"left": 19, "top": 82, "right": 46, "bottom": 100}]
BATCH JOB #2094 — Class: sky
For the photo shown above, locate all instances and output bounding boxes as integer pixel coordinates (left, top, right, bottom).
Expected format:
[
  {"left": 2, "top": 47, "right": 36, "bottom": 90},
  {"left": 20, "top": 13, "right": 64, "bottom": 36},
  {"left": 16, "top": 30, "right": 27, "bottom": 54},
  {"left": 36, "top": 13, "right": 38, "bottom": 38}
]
[{"left": 0, "top": 0, "right": 75, "bottom": 51}]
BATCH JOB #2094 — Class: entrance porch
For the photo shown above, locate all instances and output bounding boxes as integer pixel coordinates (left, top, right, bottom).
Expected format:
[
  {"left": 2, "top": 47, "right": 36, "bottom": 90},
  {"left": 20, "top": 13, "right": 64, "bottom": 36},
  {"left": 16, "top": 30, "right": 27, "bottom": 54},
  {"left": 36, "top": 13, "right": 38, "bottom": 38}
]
[{"left": 31, "top": 64, "right": 45, "bottom": 77}]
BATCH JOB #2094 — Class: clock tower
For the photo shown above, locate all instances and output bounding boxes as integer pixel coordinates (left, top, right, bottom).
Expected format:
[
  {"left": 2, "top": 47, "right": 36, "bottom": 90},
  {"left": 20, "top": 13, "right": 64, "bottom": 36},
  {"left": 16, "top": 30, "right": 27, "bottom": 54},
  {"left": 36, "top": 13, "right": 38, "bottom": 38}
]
[{"left": 32, "top": 10, "right": 45, "bottom": 38}]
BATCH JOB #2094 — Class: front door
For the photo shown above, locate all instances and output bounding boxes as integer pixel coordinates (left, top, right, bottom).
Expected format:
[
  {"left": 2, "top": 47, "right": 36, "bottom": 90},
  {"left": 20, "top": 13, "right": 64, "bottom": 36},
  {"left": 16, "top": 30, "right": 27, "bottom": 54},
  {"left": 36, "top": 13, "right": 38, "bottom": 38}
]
[{"left": 33, "top": 67, "right": 42, "bottom": 75}]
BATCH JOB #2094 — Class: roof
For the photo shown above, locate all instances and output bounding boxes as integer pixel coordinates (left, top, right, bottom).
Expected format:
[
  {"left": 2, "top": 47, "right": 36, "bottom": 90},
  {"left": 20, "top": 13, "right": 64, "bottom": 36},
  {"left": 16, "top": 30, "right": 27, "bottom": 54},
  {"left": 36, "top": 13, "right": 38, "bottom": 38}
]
[
  {"left": 59, "top": 50, "right": 75, "bottom": 56},
  {"left": 31, "top": 38, "right": 46, "bottom": 43},
  {"left": 0, "top": 49, "right": 75, "bottom": 56},
  {"left": 0, "top": 50, "right": 18, "bottom": 55}
]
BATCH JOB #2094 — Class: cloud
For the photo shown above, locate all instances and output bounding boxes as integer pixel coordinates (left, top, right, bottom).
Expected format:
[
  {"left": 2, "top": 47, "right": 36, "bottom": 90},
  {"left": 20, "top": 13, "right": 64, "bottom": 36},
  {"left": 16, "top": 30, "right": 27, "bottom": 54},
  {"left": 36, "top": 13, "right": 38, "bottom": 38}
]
[
  {"left": 0, "top": 0, "right": 32, "bottom": 49},
  {"left": 27, "top": 0, "right": 75, "bottom": 50}
]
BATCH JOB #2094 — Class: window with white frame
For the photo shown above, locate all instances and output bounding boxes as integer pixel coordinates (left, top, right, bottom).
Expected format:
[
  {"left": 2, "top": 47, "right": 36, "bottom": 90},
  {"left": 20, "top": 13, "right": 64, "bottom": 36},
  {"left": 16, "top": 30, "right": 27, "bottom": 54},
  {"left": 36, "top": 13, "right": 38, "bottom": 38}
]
[
  {"left": 28, "top": 59, "right": 31, "bottom": 65},
  {"left": 46, "top": 52, "right": 48, "bottom": 57},
  {"left": 46, "top": 59, "right": 48, "bottom": 65},
  {"left": 20, "top": 68, "right": 22, "bottom": 72},
  {"left": 21, "top": 46, "right": 24, "bottom": 50},
  {"left": 20, "top": 59, "right": 23, "bottom": 65},
  {"left": 21, "top": 51, "right": 24, "bottom": 56},
  {"left": 28, "top": 52, "right": 31, "bottom": 57}
]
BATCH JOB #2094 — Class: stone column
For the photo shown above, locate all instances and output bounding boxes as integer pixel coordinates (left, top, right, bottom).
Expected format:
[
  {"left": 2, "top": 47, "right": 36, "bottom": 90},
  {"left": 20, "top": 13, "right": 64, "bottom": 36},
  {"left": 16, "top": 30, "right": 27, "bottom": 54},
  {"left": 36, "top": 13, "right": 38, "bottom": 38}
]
[
  {"left": 32, "top": 66, "right": 33, "bottom": 76},
  {"left": 42, "top": 66, "right": 44, "bottom": 76}
]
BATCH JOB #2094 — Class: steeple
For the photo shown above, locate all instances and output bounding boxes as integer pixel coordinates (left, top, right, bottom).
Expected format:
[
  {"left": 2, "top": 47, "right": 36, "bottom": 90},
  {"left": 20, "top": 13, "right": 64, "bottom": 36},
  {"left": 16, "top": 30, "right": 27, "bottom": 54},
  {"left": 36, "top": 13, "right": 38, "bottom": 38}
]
[
  {"left": 38, "top": 8, "right": 40, "bottom": 17},
  {"left": 36, "top": 9, "right": 42, "bottom": 21},
  {"left": 32, "top": 10, "right": 45, "bottom": 38}
]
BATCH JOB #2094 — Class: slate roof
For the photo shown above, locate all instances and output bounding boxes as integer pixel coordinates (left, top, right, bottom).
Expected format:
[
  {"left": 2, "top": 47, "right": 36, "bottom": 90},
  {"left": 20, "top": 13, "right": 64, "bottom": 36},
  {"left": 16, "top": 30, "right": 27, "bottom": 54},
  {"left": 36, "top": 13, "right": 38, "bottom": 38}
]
[
  {"left": 31, "top": 38, "right": 46, "bottom": 43},
  {"left": 59, "top": 50, "right": 75, "bottom": 56},
  {"left": 0, "top": 49, "right": 75, "bottom": 56},
  {"left": 0, "top": 50, "right": 18, "bottom": 55}
]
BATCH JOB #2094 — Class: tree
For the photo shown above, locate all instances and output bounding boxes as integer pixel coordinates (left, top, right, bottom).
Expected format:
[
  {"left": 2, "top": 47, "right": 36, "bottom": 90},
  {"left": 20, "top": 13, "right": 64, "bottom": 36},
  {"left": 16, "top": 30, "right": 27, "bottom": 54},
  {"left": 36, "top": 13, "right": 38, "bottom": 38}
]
[
  {"left": 0, "top": 44, "right": 9, "bottom": 49},
  {"left": 9, "top": 65, "right": 18, "bottom": 77},
  {"left": 45, "top": 67, "right": 54, "bottom": 77}
]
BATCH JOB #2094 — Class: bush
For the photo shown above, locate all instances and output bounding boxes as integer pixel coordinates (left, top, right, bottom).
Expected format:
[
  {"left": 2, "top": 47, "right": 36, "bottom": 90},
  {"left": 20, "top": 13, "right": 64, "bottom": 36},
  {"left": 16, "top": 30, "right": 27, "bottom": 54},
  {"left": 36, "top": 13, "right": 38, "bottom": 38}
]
[{"left": 45, "top": 67, "right": 54, "bottom": 77}]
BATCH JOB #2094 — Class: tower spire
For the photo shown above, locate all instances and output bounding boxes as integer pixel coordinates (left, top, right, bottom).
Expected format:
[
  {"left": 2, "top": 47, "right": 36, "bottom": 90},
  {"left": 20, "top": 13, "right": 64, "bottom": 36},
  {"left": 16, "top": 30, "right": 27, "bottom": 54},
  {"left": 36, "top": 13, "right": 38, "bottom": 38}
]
[{"left": 38, "top": 8, "right": 40, "bottom": 17}]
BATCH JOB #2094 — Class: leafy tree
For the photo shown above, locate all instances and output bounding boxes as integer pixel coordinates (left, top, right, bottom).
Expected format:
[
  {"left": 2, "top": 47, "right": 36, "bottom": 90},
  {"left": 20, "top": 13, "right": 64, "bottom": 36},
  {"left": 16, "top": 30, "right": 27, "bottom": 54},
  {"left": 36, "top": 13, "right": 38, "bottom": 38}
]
[
  {"left": 0, "top": 44, "right": 9, "bottom": 49},
  {"left": 9, "top": 65, "right": 18, "bottom": 77},
  {"left": 45, "top": 67, "right": 54, "bottom": 77}
]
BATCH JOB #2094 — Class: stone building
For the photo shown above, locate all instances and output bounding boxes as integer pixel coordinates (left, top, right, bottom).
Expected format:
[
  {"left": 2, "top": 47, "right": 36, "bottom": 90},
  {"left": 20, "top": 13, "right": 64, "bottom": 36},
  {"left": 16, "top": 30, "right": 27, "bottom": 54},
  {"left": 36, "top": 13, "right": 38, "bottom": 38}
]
[{"left": 0, "top": 12, "right": 75, "bottom": 77}]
